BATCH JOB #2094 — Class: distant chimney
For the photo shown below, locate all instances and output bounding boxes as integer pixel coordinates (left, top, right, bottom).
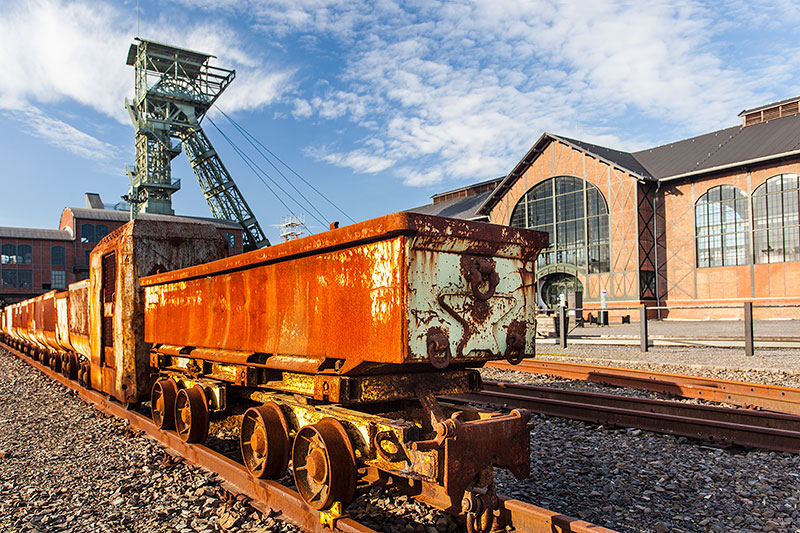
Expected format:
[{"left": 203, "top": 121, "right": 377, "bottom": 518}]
[
  {"left": 85, "top": 193, "right": 104, "bottom": 209},
  {"left": 739, "top": 96, "right": 800, "bottom": 127}
]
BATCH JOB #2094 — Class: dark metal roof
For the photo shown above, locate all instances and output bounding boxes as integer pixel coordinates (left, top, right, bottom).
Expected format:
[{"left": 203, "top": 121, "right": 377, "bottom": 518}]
[
  {"left": 0, "top": 227, "right": 72, "bottom": 241},
  {"left": 553, "top": 134, "right": 654, "bottom": 179},
  {"left": 406, "top": 190, "right": 493, "bottom": 220},
  {"left": 430, "top": 176, "right": 504, "bottom": 200},
  {"left": 66, "top": 208, "right": 244, "bottom": 230},
  {"left": 633, "top": 113, "right": 800, "bottom": 180}
]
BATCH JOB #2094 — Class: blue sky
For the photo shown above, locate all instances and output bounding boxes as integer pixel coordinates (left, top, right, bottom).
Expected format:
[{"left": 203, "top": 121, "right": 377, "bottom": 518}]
[{"left": 1, "top": 0, "right": 799, "bottom": 243}]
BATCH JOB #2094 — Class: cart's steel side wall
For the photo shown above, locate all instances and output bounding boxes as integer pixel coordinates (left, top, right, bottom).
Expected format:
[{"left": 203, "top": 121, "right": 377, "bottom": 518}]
[
  {"left": 141, "top": 213, "right": 547, "bottom": 369},
  {"left": 144, "top": 236, "right": 407, "bottom": 363}
]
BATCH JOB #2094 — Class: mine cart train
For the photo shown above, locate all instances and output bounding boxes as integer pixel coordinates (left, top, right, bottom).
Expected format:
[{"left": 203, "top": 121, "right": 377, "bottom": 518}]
[{"left": 1, "top": 212, "right": 547, "bottom": 530}]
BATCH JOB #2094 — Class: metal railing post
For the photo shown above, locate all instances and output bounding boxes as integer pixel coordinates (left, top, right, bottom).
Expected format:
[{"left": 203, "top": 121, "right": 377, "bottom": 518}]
[
  {"left": 559, "top": 305, "right": 568, "bottom": 349},
  {"left": 744, "top": 302, "right": 754, "bottom": 357},
  {"left": 640, "top": 304, "right": 648, "bottom": 352}
]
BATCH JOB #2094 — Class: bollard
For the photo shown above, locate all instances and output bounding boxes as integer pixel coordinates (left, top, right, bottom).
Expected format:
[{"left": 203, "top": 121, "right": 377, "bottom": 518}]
[
  {"left": 558, "top": 305, "right": 568, "bottom": 349},
  {"left": 744, "top": 302, "right": 754, "bottom": 357},
  {"left": 640, "top": 304, "right": 648, "bottom": 352}
]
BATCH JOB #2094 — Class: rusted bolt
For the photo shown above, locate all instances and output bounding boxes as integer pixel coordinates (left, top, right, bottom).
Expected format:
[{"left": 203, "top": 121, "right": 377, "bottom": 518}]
[
  {"left": 426, "top": 327, "right": 451, "bottom": 369},
  {"left": 468, "top": 257, "right": 500, "bottom": 301},
  {"left": 504, "top": 320, "right": 527, "bottom": 365}
]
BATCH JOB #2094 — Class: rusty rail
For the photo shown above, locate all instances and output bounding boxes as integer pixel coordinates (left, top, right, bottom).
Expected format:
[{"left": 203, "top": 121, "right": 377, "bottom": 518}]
[
  {"left": 488, "top": 359, "right": 800, "bottom": 415},
  {"left": 0, "top": 342, "right": 375, "bottom": 533},
  {"left": 1, "top": 342, "right": 617, "bottom": 533},
  {"left": 450, "top": 381, "right": 800, "bottom": 454}
]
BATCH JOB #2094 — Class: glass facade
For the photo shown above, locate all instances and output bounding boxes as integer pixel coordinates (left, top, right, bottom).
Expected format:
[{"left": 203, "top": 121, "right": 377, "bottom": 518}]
[
  {"left": 753, "top": 174, "right": 800, "bottom": 264},
  {"left": 695, "top": 185, "right": 749, "bottom": 267},
  {"left": 510, "top": 176, "right": 610, "bottom": 273}
]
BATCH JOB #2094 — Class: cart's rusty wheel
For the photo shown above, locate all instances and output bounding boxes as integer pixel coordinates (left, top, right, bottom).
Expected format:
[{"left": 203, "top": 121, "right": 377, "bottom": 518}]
[
  {"left": 65, "top": 353, "right": 79, "bottom": 380},
  {"left": 292, "top": 418, "right": 356, "bottom": 510},
  {"left": 78, "top": 361, "right": 90, "bottom": 388},
  {"left": 240, "top": 403, "right": 290, "bottom": 478},
  {"left": 50, "top": 352, "right": 62, "bottom": 373},
  {"left": 175, "top": 385, "right": 209, "bottom": 443},
  {"left": 151, "top": 379, "right": 179, "bottom": 430},
  {"left": 60, "top": 353, "right": 70, "bottom": 378}
]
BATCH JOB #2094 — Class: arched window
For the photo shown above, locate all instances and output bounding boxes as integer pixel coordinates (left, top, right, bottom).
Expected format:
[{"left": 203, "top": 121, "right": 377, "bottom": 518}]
[
  {"left": 752, "top": 174, "right": 800, "bottom": 263},
  {"left": 695, "top": 185, "right": 749, "bottom": 267},
  {"left": 509, "top": 176, "right": 610, "bottom": 273}
]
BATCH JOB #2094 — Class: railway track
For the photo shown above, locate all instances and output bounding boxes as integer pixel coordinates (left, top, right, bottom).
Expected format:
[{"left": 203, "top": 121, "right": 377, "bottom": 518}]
[
  {"left": 450, "top": 381, "right": 800, "bottom": 454},
  {"left": 487, "top": 359, "right": 800, "bottom": 415},
  {"left": 0, "top": 342, "right": 616, "bottom": 533}
]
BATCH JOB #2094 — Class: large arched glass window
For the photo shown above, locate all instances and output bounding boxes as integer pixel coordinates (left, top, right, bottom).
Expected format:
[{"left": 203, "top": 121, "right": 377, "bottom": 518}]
[
  {"left": 752, "top": 174, "right": 800, "bottom": 263},
  {"left": 510, "top": 176, "right": 610, "bottom": 273},
  {"left": 695, "top": 185, "right": 749, "bottom": 267}
]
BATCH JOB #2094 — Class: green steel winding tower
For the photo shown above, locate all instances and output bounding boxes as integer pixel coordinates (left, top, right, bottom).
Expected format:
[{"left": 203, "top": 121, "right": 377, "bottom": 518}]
[{"left": 125, "top": 38, "right": 270, "bottom": 249}]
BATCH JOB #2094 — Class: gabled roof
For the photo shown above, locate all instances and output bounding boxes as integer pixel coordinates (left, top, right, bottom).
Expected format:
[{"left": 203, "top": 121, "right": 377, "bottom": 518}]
[{"left": 478, "top": 111, "right": 800, "bottom": 216}]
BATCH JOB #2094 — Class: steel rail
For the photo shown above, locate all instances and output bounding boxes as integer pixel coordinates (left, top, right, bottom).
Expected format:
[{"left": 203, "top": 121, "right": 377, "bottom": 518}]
[
  {"left": 449, "top": 381, "right": 800, "bottom": 454},
  {"left": 1, "top": 342, "right": 617, "bottom": 533},
  {"left": 487, "top": 359, "right": 800, "bottom": 415},
  {"left": 0, "top": 342, "right": 374, "bottom": 533}
]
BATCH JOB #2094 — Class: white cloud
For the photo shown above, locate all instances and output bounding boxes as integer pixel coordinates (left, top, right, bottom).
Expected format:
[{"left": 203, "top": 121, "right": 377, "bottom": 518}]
[
  {"left": 0, "top": 0, "right": 293, "bottom": 160},
  {"left": 237, "top": 0, "right": 791, "bottom": 186},
  {"left": 9, "top": 105, "right": 118, "bottom": 161},
  {"left": 311, "top": 147, "right": 395, "bottom": 174}
]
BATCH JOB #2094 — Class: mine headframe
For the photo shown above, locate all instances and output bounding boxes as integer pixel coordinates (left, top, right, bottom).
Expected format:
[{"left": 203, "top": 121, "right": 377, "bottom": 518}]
[{"left": 125, "top": 38, "right": 270, "bottom": 250}]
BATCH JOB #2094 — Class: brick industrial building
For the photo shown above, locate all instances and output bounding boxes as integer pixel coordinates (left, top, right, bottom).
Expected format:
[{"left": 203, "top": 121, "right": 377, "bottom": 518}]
[
  {"left": 412, "top": 96, "right": 800, "bottom": 319},
  {"left": 0, "top": 193, "right": 243, "bottom": 304}
]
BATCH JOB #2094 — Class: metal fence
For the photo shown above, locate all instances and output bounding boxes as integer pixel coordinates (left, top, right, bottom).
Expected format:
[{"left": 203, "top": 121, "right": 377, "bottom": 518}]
[{"left": 545, "top": 303, "right": 800, "bottom": 357}]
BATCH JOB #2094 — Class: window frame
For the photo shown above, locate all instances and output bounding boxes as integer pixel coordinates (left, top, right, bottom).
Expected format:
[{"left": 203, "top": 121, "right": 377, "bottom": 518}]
[
  {"left": 509, "top": 176, "right": 610, "bottom": 273},
  {"left": 694, "top": 184, "right": 750, "bottom": 268},
  {"left": 752, "top": 174, "right": 800, "bottom": 264}
]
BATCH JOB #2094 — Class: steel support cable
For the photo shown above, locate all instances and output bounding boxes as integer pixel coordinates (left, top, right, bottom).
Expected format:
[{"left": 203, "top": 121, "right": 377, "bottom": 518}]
[
  {"left": 216, "top": 108, "right": 356, "bottom": 224},
  {"left": 207, "top": 117, "right": 318, "bottom": 234},
  {"left": 217, "top": 111, "right": 331, "bottom": 227},
  {"left": 207, "top": 116, "right": 324, "bottom": 232}
]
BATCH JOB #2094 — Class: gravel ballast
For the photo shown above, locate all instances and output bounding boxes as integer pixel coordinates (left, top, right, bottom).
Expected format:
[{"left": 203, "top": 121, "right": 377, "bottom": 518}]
[
  {"left": 486, "top": 343, "right": 800, "bottom": 533},
  {"left": 4, "top": 342, "right": 800, "bottom": 533},
  {"left": 0, "top": 348, "right": 459, "bottom": 533}
]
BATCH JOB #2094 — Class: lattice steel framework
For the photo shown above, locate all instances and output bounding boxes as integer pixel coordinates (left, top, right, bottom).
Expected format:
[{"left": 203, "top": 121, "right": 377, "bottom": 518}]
[{"left": 125, "top": 38, "right": 269, "bottom": 249}]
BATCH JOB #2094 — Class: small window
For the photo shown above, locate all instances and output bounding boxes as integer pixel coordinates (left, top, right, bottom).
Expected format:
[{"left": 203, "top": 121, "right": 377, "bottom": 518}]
[
  {"left": 51, "top": 245, "right": 66, "bottom": 266},
  {"left": 1, "top": 244, "right": 15, "bottom": 265},
  {"left": 1, "top": 270, "right": 17, "bottom": 288},
  {"left": 95, "top": 225, "right": 108, "bottom": 242},
  {"left": 17, "top": 270, "right": 32, "bottom": 289},
  {"left": 81, "top": 224, "right": 93, "bottom": 244},
  {"left": 224, "top": 233, "right": 236, "bottom": 250},
  {"left": 18, "top": 244, "right": 32, "bottom": 264},
  {"left": 51, "top": 270, "right": 66, "bottom": 290}
]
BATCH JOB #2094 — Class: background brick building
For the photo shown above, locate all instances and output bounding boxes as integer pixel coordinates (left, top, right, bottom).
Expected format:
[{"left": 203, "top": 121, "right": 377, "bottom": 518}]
[
  {"left": 412, "top": 96, "right": 800, "bottom": 319},
  {"left": 0, "top": 193, "right": 244, "bottom": 304}
]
